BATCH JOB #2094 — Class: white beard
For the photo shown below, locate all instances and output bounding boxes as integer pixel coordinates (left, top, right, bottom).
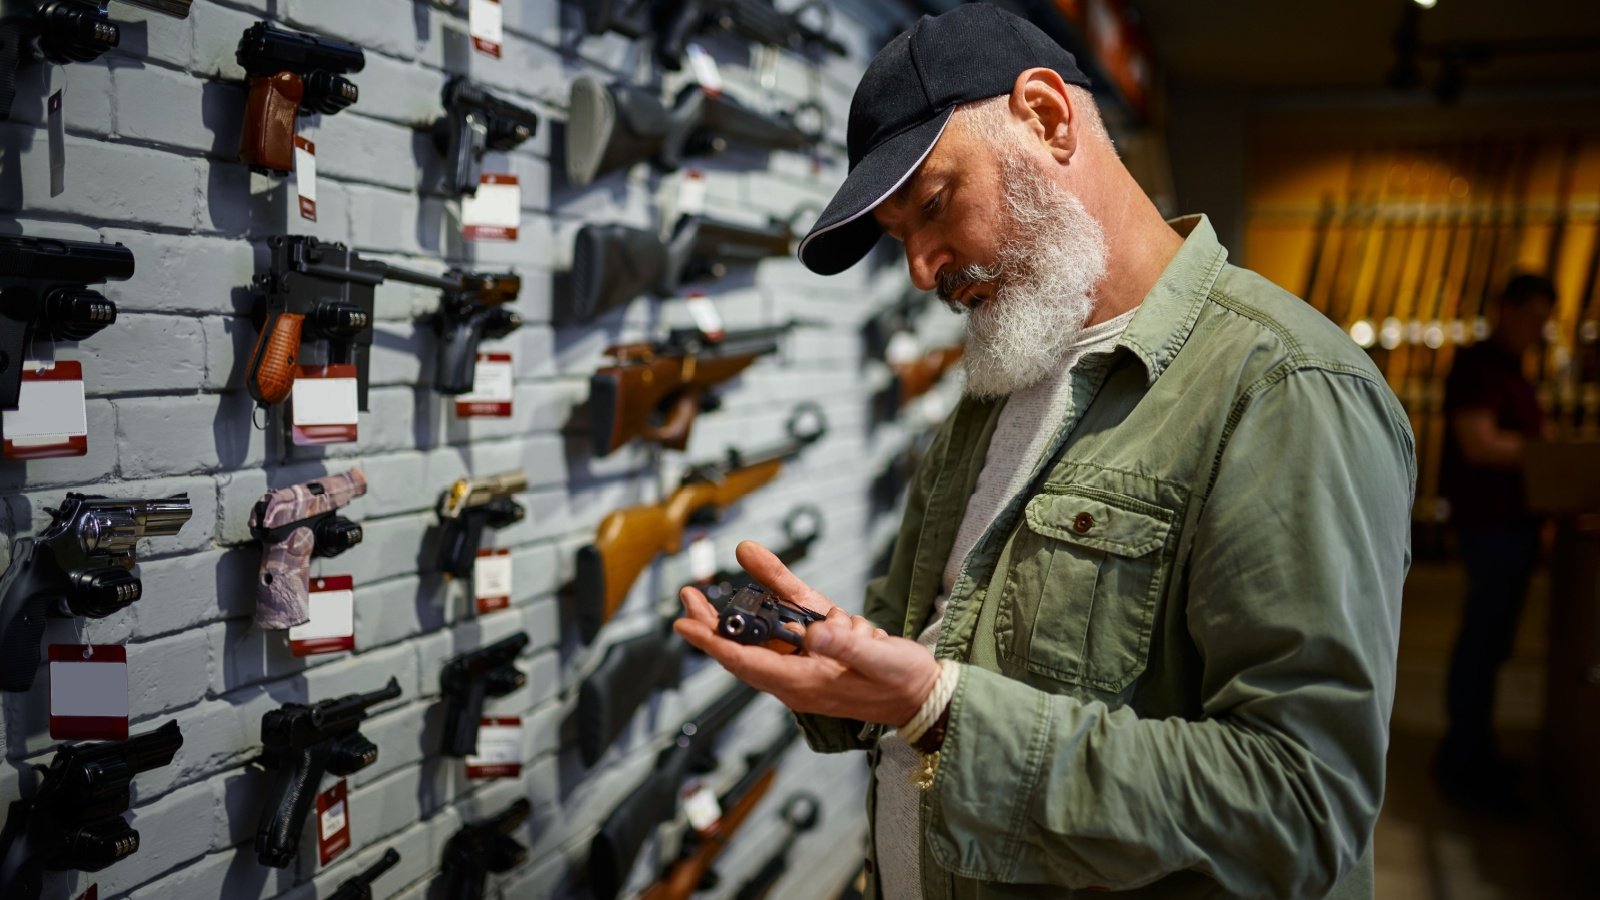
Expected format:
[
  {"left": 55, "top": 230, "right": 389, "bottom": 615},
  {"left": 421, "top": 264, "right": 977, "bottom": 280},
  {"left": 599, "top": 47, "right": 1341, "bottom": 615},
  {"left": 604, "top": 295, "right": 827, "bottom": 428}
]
[{"left": 949, "top": 149, "right": 1109, "bottom": 400}]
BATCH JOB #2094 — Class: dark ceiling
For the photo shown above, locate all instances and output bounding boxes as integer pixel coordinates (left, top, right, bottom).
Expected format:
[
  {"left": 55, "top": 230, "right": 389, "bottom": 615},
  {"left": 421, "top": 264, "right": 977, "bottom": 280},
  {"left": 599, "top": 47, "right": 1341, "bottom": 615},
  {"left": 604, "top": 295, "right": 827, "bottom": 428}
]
[{"left": 1128, "top": 0, "right": 1600, "bottom": 95}]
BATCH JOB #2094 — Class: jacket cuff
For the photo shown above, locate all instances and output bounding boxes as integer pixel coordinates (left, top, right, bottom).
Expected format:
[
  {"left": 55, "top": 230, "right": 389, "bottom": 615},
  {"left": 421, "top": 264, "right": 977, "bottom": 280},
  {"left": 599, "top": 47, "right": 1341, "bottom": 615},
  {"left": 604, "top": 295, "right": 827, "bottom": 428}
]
[{"left": 793, "top": 711, "right": 873, "bottom": 753}]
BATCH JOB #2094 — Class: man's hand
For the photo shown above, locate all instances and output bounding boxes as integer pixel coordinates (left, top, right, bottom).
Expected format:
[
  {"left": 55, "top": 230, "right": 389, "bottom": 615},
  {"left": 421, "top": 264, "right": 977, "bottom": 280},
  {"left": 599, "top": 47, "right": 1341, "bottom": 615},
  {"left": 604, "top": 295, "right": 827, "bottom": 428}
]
[{"left": 675, "top": 540, "right": 940, "bottom": 728}]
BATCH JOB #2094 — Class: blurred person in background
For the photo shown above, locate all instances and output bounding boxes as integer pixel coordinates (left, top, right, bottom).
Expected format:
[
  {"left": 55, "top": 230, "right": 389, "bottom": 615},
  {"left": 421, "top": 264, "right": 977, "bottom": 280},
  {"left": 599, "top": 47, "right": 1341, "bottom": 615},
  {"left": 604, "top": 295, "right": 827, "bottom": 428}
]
[{"left": 1435, "top": 272, "right": 1557, "bottom": 814}]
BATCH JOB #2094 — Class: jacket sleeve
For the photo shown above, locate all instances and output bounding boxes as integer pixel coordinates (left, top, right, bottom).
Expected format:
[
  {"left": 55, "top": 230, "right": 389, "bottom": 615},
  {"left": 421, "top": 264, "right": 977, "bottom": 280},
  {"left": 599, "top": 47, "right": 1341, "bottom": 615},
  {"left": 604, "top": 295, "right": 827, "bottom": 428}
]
[{"left": 924, "top": 368, "right": 1416, "bottom": 897}]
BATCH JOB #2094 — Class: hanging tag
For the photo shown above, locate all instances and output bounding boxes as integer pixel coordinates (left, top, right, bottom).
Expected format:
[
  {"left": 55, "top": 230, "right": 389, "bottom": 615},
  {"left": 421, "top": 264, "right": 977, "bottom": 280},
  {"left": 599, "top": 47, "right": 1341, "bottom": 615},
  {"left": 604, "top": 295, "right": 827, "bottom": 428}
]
[
  {"left": 288, "top": 576, "right": 356, "bottom": 656},
  {"left": 293, "top": 135, "right": 318, "bottom": 222},
  {"left": 48, "top": 89, "right": 65, "bottom": 197},
  {"left": 48, "top": 644, "right": 129, "bottom": 741},
  {"left": 681, "top": 779, "right": 722, "bottom": 835},
  {"left": 74, "top": 885, "right": 97, "bottom": 900},
  {"left": 684, "top": 294, "right": 725, "bottom": 342},
  {"left": 686, "top": 535, "right": 717, "bottom": 582},
  {"left": 885, "top": 331, "right": 922, "bottom": 367},
  {"left": 455, "top": 352, "right": 514, "bottom": 418},
  {"left": 316, "top": 779, "right": 352, "bottom": 866},
  {"left": 686, "top": 44, "right": 723, "bottom": 95},
  {"left": 3, "top": 360, "right": 88, "bottom": 460},
  {"left": 469, "top": 0, "right": 503, "bottom": 58},
  {"left": 290, "top": 364, "right": 359, "bottom": 445},
  {"left": 473, "top": 548, "right": 513, "bottom": 614},
  {"left": 462, "top": 173, "right": 520, "bottom": 241},
  {"left": 677, "top": 169, "right": 707, "bottom": 216},
  {"left": 465, "top": 716, "right": 523, "bottom": 779}
]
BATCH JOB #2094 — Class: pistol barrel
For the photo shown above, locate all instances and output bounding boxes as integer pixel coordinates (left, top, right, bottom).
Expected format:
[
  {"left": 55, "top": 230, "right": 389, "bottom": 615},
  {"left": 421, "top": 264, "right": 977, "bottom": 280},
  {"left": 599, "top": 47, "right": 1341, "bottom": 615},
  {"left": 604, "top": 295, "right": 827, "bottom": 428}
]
[{"left": 0, "top": 235, "right": 136, "bottom": 283}]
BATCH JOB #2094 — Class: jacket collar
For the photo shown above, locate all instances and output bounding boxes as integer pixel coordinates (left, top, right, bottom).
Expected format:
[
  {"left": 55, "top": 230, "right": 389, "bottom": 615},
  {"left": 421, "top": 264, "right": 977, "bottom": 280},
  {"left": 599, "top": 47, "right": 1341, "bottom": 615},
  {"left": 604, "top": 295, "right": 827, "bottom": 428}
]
[{"left": 1114, "top": 214, "right": 1228, "bottom": 386}]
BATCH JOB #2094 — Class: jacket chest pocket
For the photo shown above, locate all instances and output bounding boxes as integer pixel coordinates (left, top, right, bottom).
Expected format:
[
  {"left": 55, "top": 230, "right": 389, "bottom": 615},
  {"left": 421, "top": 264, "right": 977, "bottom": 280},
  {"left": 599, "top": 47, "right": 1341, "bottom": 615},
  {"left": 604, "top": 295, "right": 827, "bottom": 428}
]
[{"left": 995, "top": 487, "right": 1176, "bottom": 692}]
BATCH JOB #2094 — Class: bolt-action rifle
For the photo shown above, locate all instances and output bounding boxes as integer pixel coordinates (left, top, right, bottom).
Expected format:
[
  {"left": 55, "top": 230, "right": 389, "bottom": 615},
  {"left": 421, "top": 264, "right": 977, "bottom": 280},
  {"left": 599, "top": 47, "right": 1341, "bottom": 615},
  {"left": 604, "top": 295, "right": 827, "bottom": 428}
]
[
  {"left": 563, "top": 214, "right": 793, "bottom": 324},
  {"left": 576, "top": 403, "right": 826, "bottom": 640},
  {"left": 245, "top": 236, "right": 518, "bottom": 410},
  {"left": 439, "top": 632, "right": 529, "bottom": 757},
  {"left": 587, "top": 321, "right": 812, "bottom": 455},
  {"left": 248, "top": 468, "right": 367, "bottom": 630},
  {"left": 236, "top": 20, "right": 365, "bottom": 173},
  {"left": 588, "top": 682, "right": 758, "bottom": 900},
  {"left": 440, "top": 798, "right": 531, "bottom": 900},
  {"left": 565, "top": 76, "right": 821, "bottom": 187},
  {"left": 0, "top": 720, "right": 182, "bottom": 900},
  {"left": 731, "top": 792, "right": 822, "bottom": 900},
  {"left": 434, "top": 469, "right": 528, "bottom": 580},
  {"left": 329, "top": 846, "right": 401, "bottom": 900},
  {"left": 255, "top": 677, "right": 402, "bottom": 868},
  {"left": 432, "top": 75, "right": 539, "bottom": 196},
  {"left": 0, "top": 492, "right": 192, "bottom": 692},
  {"left": 639, "top": 722, "right": 799, "bottom": 900},
  {"left": 0, "top": 235, "right": 132, "bottom": 411},
  {"left": 0, "top": 0, "right": 190, "bottom": 120}
]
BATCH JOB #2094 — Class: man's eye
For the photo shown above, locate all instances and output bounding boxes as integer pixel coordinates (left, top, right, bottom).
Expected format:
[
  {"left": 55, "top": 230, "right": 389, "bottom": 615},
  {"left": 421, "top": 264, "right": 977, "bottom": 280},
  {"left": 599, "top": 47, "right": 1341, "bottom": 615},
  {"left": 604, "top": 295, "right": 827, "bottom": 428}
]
[{"left": 922, "top": 193, "right": 943, "bottom": 217}]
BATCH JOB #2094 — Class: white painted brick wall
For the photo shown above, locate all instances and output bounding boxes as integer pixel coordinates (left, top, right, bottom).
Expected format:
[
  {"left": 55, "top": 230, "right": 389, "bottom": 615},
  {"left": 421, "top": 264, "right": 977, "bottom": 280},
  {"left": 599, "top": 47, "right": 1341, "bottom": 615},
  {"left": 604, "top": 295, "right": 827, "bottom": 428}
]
[{"left": 0, "top": 1, "right": 917, "bottom": 898}]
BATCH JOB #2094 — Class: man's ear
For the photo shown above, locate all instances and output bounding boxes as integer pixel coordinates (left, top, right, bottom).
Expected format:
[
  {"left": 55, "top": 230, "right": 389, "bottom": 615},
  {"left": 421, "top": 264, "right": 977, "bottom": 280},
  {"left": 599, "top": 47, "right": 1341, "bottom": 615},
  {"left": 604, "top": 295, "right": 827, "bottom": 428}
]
[{"left": 1009, "top": 68, "right": 1075, "bottom": 163}]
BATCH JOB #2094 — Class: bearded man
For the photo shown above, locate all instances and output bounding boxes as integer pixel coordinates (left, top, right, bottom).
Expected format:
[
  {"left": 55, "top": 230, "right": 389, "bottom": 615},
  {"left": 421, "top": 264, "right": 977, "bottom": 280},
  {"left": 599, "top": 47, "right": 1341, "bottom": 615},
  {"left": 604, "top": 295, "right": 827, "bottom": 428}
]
[{"left": 674, "top": 5, "right": 1416, "bottom": 898}]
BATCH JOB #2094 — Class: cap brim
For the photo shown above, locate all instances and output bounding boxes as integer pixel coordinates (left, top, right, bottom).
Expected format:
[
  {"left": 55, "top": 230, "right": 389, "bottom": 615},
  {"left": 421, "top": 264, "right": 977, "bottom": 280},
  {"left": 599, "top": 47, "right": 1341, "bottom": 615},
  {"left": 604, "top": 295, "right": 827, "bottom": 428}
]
[{"left": 797, "top": 108, "right": 956, "bottom": 276}]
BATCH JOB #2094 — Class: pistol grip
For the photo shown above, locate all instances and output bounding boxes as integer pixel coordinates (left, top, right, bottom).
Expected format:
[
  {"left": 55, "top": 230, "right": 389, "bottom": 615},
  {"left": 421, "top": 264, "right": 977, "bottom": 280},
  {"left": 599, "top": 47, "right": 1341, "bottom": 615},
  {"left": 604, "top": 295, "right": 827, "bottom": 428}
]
[
  {"left": 440, "top": 680, "right": 488, "bottom": 757},
  {"left": 641, "top": 390, "right": 700, "bottom": 450},
  {"left": 434, "top": 318, "right": 479, "bottom": 395},
  {"left": 241, "top": 72, "right": 305, "bottom": 173},
  {"left": 437, "top": 514, "right": 486, "bottom": 580},
  {"left": 0, "top": 540, "right": 52, "bottom": 693},
  {"left": 255, "top": 746, "right": 325, "bottom": 868},
  {"left": 254, "top": 525, "right": 314, "bottom": 630},
  {"left": 247, "top": 310, "right": 305, "bottom": 407}
]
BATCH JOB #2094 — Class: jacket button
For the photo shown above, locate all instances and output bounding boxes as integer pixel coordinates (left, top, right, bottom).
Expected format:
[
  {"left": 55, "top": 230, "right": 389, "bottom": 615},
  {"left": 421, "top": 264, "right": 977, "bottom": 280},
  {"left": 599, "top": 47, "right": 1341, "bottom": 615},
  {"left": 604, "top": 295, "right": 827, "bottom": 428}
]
[{"left": 1073, "top": 512, "right": 1094, "bottom": 534}]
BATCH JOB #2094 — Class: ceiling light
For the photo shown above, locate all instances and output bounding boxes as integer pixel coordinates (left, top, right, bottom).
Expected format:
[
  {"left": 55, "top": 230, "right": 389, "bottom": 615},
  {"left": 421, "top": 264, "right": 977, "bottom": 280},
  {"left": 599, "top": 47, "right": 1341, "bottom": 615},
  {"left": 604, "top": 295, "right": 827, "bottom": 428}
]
[{"left": 1413, "top": 0, "right": 1437, "bottom": 8}]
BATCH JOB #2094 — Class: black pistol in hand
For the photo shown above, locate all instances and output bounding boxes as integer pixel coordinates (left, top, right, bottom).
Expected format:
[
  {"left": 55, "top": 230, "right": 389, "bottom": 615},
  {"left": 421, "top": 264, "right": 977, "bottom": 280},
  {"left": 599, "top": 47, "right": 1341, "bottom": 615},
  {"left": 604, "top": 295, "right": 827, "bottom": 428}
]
[
  {"left": 0, "top": 492, "right": 193, "bottom": 692},
  {"left": 433, "top": 75, "right": 538, "bottom": 196},
  {"left": 0, "top": 720, "right": 182, "bottom": 900},
  {"left": 434, "top": 470, "right": 528, "bottom": 579},
  {"left": 440, "top": 798, "right": 530, "bottom": 900},
  {"left": 716, "top": 583, "right": 823, "bottom": 648},
  {"left": 432, "top": 271, "right": 522, "bottom": 395},
  {"left": 439, "top": 632, "right": 529, "bottom": 757},
  {"left": 254, "top": 677, "right": 401, "bottom": 868},
  {"left": 0, "top": 235, "right": 133, "bottom": 411},
  {"left": 329, "top": 846, "right": 401, "bottom": 900}
]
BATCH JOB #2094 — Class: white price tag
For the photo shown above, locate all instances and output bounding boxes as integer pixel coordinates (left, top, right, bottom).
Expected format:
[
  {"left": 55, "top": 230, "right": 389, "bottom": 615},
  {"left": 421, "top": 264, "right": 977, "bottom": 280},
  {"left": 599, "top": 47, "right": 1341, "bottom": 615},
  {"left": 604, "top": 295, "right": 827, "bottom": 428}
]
[
  {"left": 316, "top": 779, "right": 352, "bottom": 866},
  {"left": 319, "top": 798, "right": 346, "bottom": 837},
  {"left": 682, "top": 780, "right": 722, "bottom": 834},
  {"left": 884, "top": 331, "right": 922, "bottom": 367},
  {"left": 687, "top": 536, "right": 717, "bottom": 582},
  {"left": 466, "top": 716, "right": 524, "bottom": 778},
  {"left": 293, "top": 135, "right": 317, "bottom": 222},
  {"left": 48, "top": 644, "right": 129, "bottom": 741},
  {"left": 684, "top": 294, "right": 725, "bottom": 342},
  {"left": 469, "top": 0, "right": 504, "bottom": 58},
  {"left": 677, "top": 169, "right": 707, "bottom": 216},
  {"left": 3, "top": 360, "right": 88, "bottom": 460},
  {"left": 290, "top": 365, "right": 360, "bottom": 445},
  {"left": 455, "top": 352, "right": 514, "bottom": 418},
  {"left": 288, "top": 576, "right": 356, "bottom": 656},
  {"left": 473, "top": 548, "right": 513, "bottom": 614},
  {"left": 686, "top": 44, "right": 723, "bottom": 94},
  {"left": 462, "top": 174, "right": 521, "bottom": 241}
]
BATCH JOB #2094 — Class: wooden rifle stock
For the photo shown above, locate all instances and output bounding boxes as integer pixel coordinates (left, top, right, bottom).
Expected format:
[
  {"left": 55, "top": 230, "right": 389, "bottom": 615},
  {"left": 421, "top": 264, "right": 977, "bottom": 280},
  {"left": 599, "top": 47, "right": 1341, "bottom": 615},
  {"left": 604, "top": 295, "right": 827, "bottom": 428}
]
[
  {"left": 591, "top": 346, "right": 766, "bottom": 455},
  {"left": 893, "top": 345, "right": 964, "bottom": 408},
  {"left": 638, "top": 769, "right": 778, "bottom": 900},
  {"left": 246, "top": 310, "right": 304, "bottom": 405}
]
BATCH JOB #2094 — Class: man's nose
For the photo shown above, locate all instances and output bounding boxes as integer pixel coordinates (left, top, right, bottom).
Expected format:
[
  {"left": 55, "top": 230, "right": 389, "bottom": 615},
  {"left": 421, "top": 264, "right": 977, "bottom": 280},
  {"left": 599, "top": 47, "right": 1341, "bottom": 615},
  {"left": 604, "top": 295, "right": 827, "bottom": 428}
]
[{"left": 904, "top": 234, "right": 949, "bottom": 292}]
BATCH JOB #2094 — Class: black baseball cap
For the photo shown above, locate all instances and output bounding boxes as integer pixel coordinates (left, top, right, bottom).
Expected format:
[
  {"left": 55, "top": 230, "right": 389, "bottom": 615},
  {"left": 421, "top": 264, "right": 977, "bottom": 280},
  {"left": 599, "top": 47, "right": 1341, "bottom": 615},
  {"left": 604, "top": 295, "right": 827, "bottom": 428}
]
[{"left": 797, "top": 3, "right": 1091, "bottom": 276}]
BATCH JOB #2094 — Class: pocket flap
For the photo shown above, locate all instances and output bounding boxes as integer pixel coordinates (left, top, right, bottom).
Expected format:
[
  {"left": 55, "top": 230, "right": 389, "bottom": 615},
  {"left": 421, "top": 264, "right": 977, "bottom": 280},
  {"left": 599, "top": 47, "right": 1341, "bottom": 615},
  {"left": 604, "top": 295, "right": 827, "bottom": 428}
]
[{"left": 1023, "top": 490, "right": 1172, "bottom": 558}]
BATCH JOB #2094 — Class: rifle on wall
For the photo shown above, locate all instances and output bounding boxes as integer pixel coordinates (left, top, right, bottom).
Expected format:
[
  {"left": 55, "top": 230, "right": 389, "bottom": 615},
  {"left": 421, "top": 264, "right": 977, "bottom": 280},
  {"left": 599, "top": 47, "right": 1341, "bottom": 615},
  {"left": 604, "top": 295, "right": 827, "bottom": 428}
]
[
  {"left": 576, "top": 615, "right": 688, "bottom": 766},
  {"left": 731, "top": 791, "right": 822, "bottom": 899}
]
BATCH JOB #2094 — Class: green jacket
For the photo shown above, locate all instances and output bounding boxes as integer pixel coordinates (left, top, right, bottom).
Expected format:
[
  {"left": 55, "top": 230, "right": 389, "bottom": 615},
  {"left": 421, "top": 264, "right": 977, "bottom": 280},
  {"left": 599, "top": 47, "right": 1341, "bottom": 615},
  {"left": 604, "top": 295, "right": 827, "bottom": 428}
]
[{"left": 801, "top": 216, "right": 1416, "bottom": 899}]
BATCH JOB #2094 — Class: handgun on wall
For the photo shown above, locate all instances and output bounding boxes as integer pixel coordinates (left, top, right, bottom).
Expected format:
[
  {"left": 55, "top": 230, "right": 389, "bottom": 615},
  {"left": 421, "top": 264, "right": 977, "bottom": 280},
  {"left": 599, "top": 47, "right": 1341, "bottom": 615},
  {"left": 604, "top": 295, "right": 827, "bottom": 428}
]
[
  {"left": 329, "top": 847, "right": 400, "bottom": 900},
  {"left": 0, "top": 235, "right": 132, "bottom": 411},
  {"left": 0, "top": 720, "right": 182, "bottom": 900},
  {"left": 433, "top": 75, "right": 538, "bottom": 196},
  {"left": 255, "top": 677, "right": 401, "bottom": 868},
  {"left": 236, "top": 20, "right": 365, "bottom": 173},
  {"left": 0, "top": 492, "right": 192, "bottom": 692},
  {"left": 587, "top": 321, "right": 813, "bottom": 456},
  {"left": 654, "top": 0, "right": 847, "bottom": 70},
  {"left": 562, "top": 214, "right": 792, "bottom": 324},
  {"left": 439, "top": 632, "right": 529, "bottom": 758},
  {"left": 247, "top": 468, "right": 367, "bottom": 631},
  {"left": 565, "top": 76, "right": 821, "bottom": 187},
  {"left": 439, "top": 798, "right": 530, "bottom": 900},
  {"left": 432, "top": 271, "right": 522, "bottom": 395},
  {"left": 0, "top": 0, "right": 191, "bottom": 120},
  {"left": 575, "top": 403, "right": 826, "bottom": 640},
  {"left": 434, "top": 470, "right": 528, "bottom": 579}
]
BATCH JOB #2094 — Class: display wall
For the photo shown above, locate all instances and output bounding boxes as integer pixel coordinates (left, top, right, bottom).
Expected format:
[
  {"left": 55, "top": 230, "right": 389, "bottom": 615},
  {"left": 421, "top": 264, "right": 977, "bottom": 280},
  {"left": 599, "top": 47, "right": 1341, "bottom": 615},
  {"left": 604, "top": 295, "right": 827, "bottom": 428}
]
[{"left": 0, "top": 1, "right": 964, "bottom": 898}]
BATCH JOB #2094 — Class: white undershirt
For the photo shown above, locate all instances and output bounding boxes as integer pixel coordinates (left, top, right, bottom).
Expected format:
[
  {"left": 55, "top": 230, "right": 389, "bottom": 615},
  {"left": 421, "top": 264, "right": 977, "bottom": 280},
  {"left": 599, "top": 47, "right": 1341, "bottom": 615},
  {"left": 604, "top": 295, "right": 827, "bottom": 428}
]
[{"left": 874, "top": 307, "right": 1137, "bottom": 899}]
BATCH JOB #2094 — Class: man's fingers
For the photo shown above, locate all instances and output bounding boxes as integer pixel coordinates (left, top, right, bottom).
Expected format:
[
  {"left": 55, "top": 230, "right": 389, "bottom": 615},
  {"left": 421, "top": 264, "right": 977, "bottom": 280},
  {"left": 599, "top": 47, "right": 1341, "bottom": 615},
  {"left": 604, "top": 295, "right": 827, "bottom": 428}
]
[
  {"left": 735, "top": 541, "right": 834, "bottom": 614},
  {"left": 679, "top": 585, "right": 719, "bottom": 627}
]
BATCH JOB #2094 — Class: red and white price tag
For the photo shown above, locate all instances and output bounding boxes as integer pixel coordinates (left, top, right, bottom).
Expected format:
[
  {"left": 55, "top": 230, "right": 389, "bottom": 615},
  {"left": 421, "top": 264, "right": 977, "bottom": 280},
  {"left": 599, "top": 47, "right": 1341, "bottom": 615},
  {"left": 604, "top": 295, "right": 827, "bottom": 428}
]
[
  {"left": 681, "top": 779, "right": 723, "bottom": 835},
  {"left": 316, "top": 779, "right": 352, "bottom": 866},
  {"left": 462, "top": 174, "right": 520, "bottom": 242},
  {"left": 291, "top": 364, "right": 359, "bottom": 445},
  {"left": 3, "top": 360, "right": 88, "bottom": 460},
  {"left": 469, "top": 0, "right": 503, "bottom": 58},
  {"left": 677, "top": 169, "right": 707, "bottom": 216},
  {"left": 684, "top": 294, "right": 725, "bottom": 342},
  {"left": 48, "top": 644, "right": 129, "bottom": 741},
  {"left": 465, "top": 716, "right": 523, "bottom": 779},
  {"left": 293, "top": 135, "right": 317, "bottom": 222},
  {"left": 686, "top": 44, "right": 723, "bottom": 95},
  {"left": 288, "top": 576, "right": 356, "bottom": 657},
  {"left": 455, "top": 352, "right": 514, "bottom": 418},
  {"left": 473, "top": 548, "right": 513, "bottom": 614},
  {"left": 687, "top": 535, "right": 717, "bottom": 582}
]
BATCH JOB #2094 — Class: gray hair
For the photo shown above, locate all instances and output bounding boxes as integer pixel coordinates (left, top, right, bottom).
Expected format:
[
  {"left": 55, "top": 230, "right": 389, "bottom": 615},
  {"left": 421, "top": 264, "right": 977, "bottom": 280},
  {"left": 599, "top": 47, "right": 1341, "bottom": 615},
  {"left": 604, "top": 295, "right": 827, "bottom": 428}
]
[{"left": 955, "top": 84, "right": 1111, "bottom": 147}]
